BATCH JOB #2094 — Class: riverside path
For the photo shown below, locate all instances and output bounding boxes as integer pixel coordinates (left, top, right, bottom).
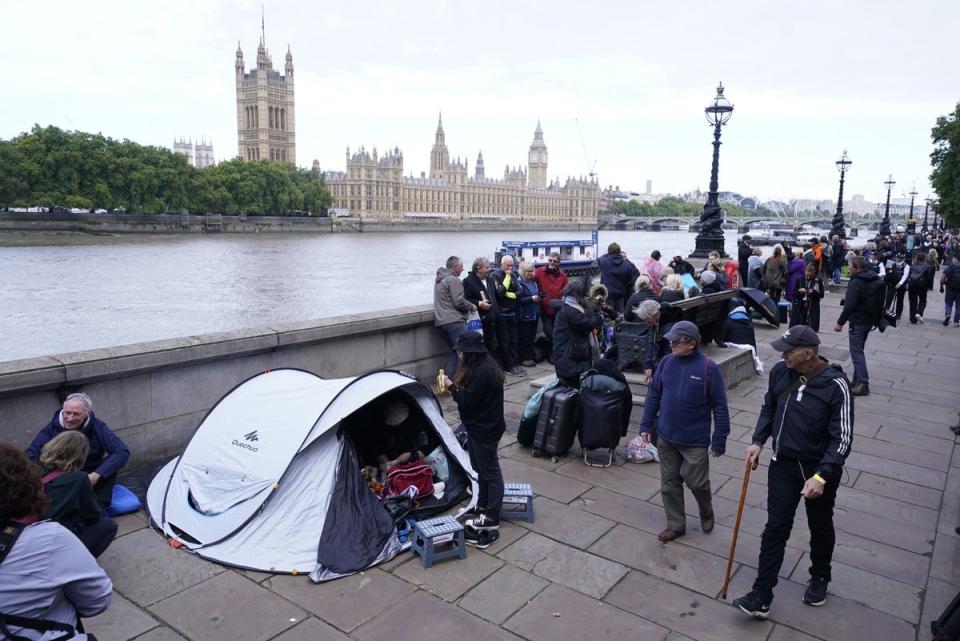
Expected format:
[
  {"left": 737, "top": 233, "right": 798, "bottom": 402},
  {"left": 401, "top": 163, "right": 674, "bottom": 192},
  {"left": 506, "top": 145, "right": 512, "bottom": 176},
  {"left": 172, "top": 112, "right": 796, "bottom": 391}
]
[{"left": 86, "top": 287, "right": 960, "bottom": 641}]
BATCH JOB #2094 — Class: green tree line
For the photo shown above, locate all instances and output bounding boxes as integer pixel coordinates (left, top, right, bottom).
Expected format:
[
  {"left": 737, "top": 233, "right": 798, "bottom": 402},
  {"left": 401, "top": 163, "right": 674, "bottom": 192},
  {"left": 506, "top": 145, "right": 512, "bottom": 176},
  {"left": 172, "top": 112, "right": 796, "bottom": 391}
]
[
  {"left": 931, "top": 102, "right": 959, "bottom": 227},
  {"left": 604, "top": 196, "right": 773, "bottom": 221},
  {"left": 0, "top": 125, "right": 332, "bottom": 215}
]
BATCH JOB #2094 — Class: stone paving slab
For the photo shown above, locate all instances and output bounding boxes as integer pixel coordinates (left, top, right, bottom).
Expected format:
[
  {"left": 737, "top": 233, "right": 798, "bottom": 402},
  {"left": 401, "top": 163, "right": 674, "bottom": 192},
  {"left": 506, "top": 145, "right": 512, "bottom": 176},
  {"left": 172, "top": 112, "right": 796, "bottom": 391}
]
[
  {"left": 459, "top": 564, "right": 550, "bottom": 624},
  {"left": 265, "top": 568, "right": 416, "bottom": 633},
  {"left": 515, "top": 495, "right": 616, "bottom": 549},
  {"left": 496, "top": 531, "right": 628, "bottom": 598},
  {"left": 853, "top": 470, "right": 944, "bottom": 509},
  {"left": 392, "top": 544, "right": 502, "bottom": 602},
  {"left": 605, "top": 570, "right": 772, "bottom": 641},
  {"left": 504, "top": 584, "right": 669, "bottom": 641},
  {"left": 270, "top": 617, "right": 351, "bottom": 641},
  {"left": 99, "top": 528, "right": 225, "bottom": 607},
  {"left": 788, "top": 554, "right": 922, "bottom": 623},
  {"left": 149, "top": 572, "right": 304, "bottom": 641},
  {"left": 497, "top": 455, "right": 592, "bottom": 502},
  {"left": 84, "top": 592, "right": 158, "bottom": 641},
  {"left": 353, "top": 590, "right": 520, "bottom": 641},
  {"left": 130, "top": 628, "right": 187, "bottom": 641}
]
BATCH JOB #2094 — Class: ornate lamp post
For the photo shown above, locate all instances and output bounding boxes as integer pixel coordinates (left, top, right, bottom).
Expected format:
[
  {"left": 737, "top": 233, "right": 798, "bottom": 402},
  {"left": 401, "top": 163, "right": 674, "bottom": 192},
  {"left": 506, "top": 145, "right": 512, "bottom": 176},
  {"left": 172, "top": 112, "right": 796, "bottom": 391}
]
[
  {"left": 690, "top": 82, "right": 734, "bottom": 258},
  {"left": 880, "top": 174, "right": 895, "bottom": 237},
  {"left": 922, "top": 197, "right": 931, "bottom": 233},
  {"left": 831, "top": 150, "right": 852, "bottom": 239},
  {"left": 908, "top": 188, "right": 917, "bottom": 220}
]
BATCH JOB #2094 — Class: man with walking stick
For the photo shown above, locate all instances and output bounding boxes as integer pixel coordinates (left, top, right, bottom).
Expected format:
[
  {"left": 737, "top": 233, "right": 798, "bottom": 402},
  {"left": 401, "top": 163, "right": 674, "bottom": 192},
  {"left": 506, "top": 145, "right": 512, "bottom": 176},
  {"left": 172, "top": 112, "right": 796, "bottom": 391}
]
[{"left": 732, "top": 325, "right": 853, "bottom": 619}]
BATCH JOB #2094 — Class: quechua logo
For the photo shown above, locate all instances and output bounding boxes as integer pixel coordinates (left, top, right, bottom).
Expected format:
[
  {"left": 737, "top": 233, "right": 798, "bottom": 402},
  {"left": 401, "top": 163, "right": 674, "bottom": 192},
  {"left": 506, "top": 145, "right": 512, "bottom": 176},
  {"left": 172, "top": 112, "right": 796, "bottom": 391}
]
[{"left": 232, "top": 430, "right": 260, "bottom": 452}]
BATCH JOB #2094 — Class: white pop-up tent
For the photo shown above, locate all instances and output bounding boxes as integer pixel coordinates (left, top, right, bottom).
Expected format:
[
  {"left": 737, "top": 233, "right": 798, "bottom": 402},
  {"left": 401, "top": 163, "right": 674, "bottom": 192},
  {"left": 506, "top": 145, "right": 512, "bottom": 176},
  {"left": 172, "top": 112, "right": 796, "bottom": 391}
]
[{"left": 146, "top": 368, "right": 477, "bottom": 582}]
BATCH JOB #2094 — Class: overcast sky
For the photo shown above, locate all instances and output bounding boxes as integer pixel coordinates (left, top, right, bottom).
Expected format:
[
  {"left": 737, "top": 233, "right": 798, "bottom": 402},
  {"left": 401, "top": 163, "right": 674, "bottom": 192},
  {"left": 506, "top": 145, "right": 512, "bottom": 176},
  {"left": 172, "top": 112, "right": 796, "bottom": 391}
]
[{"left": 3, "top": 0, "right": 957, "bottom": 204}]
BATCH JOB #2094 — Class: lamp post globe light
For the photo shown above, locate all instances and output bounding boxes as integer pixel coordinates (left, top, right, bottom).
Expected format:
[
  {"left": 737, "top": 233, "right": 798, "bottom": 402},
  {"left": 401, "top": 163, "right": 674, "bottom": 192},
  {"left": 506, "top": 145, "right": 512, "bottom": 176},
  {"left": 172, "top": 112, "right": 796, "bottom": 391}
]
[
  {"left": 690, "top": 82, "right": 734, "bottom": 258},
  {"left": 880, "top": 174, "right": 895, "bottom": 237},
  {"left": 832, "top": 150, "right": 852, "bottom": 239}
]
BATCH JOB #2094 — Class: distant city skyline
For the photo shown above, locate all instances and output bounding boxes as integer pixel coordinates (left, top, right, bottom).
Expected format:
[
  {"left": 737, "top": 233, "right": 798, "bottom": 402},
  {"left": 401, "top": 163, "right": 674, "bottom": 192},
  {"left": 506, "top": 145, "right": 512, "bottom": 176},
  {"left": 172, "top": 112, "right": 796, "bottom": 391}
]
[{"left": 1, "top": 0, "right": 954, "bottom": 204}]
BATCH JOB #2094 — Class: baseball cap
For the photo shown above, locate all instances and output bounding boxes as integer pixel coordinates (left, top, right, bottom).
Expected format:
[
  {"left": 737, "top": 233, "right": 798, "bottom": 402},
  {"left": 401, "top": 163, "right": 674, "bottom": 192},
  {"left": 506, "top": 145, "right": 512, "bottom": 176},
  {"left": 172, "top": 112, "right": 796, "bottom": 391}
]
[
  {"left": 662, "top": 320, "right": 700, "bottom": 342},
  {"left": 770, "top": 325, "right": 821, "bottom": 352}
]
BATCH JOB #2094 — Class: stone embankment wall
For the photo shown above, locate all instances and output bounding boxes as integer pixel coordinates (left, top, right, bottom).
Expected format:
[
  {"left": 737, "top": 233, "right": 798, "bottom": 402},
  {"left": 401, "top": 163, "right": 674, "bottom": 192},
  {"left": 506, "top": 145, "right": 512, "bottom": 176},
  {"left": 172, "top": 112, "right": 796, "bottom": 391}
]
[
  {"left": 0, "top": 306, "right": 448, "bottom": 467},
  {"left": 0, "top": 212, "right": 593, "bottom": 234}
]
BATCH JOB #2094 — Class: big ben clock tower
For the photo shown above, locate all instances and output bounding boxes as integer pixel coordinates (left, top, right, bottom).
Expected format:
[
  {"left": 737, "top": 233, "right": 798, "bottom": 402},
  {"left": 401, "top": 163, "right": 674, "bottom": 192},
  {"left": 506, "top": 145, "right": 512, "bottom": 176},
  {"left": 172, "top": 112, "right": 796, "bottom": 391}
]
[{"left": 528, "top": 121, "right": 548, "bottom": 189}]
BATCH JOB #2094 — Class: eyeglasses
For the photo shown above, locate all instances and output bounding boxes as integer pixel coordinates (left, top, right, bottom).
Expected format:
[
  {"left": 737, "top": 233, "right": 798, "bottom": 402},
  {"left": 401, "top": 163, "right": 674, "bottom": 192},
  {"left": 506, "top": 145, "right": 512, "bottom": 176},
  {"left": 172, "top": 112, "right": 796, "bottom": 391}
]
[{"left": 547, "top": 259, "right": 560, "bottom": 264}]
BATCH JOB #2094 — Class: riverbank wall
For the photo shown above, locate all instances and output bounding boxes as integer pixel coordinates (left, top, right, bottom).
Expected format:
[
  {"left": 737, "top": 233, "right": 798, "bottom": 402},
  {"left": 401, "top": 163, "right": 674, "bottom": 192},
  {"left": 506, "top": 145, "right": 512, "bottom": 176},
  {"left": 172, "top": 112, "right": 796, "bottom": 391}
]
[
  {"left": 0, "top": 306, "right": 449, "bottom": 467},
  {"left": 0, "top": 212, "right": 594, "bottom": 235}
]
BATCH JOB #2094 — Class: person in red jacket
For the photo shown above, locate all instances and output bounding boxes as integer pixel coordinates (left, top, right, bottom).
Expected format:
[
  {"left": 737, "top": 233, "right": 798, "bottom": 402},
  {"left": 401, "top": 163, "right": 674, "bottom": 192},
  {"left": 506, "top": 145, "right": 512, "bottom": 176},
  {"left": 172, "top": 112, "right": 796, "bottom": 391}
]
[{"left": 533, "top": 252, "right": 568, "bottom": 357}]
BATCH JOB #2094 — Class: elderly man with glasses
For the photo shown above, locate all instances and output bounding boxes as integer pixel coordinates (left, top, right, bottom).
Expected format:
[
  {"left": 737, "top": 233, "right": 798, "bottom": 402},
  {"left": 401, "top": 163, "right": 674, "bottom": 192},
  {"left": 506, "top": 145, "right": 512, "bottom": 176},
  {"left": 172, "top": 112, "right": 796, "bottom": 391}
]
[{"left": 639, "top": 321, "right": 730, "bottom": 543}]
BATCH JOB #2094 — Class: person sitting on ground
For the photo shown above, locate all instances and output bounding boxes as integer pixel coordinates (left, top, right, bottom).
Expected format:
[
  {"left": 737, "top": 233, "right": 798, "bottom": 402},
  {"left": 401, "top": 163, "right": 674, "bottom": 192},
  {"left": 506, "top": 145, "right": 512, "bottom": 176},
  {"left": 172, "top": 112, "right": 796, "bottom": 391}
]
[
  {"left": 39, "top": 431, "right": 118, "bottom": 559},
  {"left": 26, "top": 393, "right": 130, "bottom": 508},
  {"left": 0, "top": 443, "right": 112, "bottom": 639},
  {"left": 353, "top": 396, "right": 428, "bottom": 474},
  {"left": 623, "top": 275, "right": 657, "bottom": 322}
]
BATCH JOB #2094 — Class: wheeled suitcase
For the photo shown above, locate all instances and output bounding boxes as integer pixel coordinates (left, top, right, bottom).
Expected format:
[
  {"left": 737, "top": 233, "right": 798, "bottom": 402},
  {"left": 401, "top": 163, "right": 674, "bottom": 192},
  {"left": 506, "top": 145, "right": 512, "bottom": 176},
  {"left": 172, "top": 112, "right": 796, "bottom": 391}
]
[
  {"left": 615, "top": 322, "right": 652, "bottom": 372},
  {"left": 932, "top": 590, "right": 960, "bottom": 640},
  {"left": 777, "top": 301, "right": 790, "bottom": 324},
  {"left": 578, "top": 370, "right": 632, "bottom": 467},
  {"left": 532, "top": 386, "right": 579, "bottom": 461}
]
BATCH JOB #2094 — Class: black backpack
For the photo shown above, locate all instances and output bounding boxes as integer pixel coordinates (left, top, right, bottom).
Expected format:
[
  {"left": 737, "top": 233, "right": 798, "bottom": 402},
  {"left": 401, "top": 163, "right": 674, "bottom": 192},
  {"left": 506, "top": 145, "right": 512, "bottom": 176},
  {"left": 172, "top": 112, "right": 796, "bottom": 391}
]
[{"left": 947, "top": 265, "right": 960, "bottom": 291}]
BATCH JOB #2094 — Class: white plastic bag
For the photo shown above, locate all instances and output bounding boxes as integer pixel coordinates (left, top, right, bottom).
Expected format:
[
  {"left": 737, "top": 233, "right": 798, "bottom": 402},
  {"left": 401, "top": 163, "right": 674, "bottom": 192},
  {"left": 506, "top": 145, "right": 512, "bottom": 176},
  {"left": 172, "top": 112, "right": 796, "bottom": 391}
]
[
  {"left": 466, "top": 309, "right": 483, "bottom": 335},
  {"left": 624, "top": 435, "right": 659, "bottom": 463}
]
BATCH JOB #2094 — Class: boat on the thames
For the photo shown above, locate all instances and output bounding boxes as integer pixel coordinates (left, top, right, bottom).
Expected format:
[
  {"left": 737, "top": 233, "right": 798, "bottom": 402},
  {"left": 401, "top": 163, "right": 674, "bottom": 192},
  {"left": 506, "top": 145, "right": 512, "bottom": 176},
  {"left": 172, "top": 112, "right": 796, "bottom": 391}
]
[{"left": 495, "top": 229, "right": 599, "bottom": 278}]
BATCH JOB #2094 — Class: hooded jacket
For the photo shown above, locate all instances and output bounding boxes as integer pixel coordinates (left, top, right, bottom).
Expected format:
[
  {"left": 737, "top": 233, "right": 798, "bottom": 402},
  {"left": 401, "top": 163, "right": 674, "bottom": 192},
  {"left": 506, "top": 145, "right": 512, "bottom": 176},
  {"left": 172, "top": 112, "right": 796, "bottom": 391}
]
[
  {"left": 598, "top": 253, "right": 639, "bottom": 298},
  {"left": 640, "top": 350, "right": 730, "bottom": 453},
  {"left": 836, "top": 268, "right": 882, "bottom": 327},
  {"left": 433, "top": 267, "right": 474, "bottom": 326},
  {"left": 552, "top": 298, "right": 602, "bottom": 380},
  {"left": 751, "top": 359, "right": 853, "bottom": 483}
]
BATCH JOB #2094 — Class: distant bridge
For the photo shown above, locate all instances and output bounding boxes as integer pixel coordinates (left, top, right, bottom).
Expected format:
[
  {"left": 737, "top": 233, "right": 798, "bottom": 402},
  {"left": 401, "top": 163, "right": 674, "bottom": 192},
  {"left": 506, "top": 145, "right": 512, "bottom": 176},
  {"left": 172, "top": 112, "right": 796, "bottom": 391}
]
[{"left": 603, "top": 213, "right": 892, "bottom": 234}]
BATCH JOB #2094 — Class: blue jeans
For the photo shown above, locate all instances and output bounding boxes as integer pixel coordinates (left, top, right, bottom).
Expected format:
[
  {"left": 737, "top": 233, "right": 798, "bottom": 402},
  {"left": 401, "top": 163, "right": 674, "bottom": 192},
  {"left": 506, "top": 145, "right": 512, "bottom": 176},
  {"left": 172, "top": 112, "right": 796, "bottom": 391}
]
[
  {"left": 438, "top": 321, "right": 468, "bottom": 375},
  {"left": 848, "top": 323, "right": 871, "bottom": 385},
  {"left": 832, "top": 266, "right": 841, "bottom": 284},
  {"left": 946, "top": 289, "right": 960, "bottom": 323}
]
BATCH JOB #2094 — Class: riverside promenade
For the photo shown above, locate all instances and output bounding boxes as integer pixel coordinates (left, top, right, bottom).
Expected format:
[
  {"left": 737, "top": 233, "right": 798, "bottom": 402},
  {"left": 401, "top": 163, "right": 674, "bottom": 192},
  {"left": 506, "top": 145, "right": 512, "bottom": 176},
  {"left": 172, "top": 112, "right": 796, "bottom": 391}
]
[{"left": 86, "top": 289, "right": 959, "bottom": 641}]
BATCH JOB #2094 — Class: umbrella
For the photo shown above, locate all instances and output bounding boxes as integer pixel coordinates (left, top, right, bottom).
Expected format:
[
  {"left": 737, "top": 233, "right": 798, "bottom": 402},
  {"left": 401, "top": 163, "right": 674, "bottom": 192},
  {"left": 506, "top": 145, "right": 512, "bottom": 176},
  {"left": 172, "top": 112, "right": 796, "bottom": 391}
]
[{"left": 738, "top": 287, "right": 779, "bottom": 327}]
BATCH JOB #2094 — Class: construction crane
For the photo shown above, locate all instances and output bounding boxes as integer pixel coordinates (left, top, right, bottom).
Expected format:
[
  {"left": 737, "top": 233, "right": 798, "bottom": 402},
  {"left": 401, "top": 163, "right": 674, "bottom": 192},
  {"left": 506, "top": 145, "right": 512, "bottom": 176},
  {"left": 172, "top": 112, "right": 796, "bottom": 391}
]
[{"left": 575, "top": 118, "right": 597, "bottom": 180}]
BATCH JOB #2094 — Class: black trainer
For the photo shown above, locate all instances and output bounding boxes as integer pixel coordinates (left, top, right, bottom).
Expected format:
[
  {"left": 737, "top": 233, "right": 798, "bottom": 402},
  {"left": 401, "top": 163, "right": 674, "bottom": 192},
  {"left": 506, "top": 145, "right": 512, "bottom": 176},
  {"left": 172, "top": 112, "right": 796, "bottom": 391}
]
[
  {"left": 803, "top": 576, "right": 829, "bottom": 606},
  {"left": 732, "top": 591, "right": 771, "bottom": 619},
  {"left": 464, "top": 527, "right": 499, "bottom": 549},
  {"left": 464, "top": 513, "right": 500, "bottom": 531}
]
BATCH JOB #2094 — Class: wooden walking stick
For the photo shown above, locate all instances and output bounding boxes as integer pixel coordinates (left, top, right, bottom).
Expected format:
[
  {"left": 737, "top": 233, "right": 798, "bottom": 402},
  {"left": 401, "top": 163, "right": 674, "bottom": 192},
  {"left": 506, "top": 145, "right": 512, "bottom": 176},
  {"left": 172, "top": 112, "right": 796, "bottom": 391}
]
[{"left": 720, "top": 458, "right": 753, "bottom": 599}]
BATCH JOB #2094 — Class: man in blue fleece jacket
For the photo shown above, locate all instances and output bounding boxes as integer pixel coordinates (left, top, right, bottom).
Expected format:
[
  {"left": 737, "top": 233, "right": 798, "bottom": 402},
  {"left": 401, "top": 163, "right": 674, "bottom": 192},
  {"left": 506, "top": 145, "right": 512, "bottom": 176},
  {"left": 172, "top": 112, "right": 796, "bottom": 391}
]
[{"left": 640, "top": 321, "right": 730, "bottom": 542}]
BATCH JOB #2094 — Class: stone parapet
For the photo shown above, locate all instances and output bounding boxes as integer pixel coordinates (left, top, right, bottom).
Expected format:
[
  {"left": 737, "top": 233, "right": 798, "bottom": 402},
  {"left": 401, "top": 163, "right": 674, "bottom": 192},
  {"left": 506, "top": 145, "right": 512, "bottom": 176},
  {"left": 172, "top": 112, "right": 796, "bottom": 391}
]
[{"left": 0, "top": 305, "right": 447, "bottom": 466}]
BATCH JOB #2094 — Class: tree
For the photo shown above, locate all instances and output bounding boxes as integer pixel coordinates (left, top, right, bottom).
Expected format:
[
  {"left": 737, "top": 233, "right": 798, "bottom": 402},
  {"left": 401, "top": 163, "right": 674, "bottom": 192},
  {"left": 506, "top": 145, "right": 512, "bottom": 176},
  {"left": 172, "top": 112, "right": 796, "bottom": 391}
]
[{"left": 931, "top": 103, "right": 960, "bottom": 227}]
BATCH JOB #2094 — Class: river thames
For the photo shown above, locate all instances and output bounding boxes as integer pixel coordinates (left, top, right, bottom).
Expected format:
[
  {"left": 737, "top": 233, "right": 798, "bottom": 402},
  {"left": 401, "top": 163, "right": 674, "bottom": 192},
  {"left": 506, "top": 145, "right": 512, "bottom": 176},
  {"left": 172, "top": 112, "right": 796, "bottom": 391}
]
[{"left": 0, "top": 229, "right": 745, "bottom": 362}]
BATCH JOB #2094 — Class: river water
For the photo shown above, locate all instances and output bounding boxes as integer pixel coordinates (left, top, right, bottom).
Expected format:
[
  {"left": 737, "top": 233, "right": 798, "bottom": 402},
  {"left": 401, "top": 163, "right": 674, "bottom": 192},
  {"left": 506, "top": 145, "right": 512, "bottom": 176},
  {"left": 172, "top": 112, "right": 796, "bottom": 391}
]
[{"left": 0, "top": 229, "right": 743, "bottom": 362}]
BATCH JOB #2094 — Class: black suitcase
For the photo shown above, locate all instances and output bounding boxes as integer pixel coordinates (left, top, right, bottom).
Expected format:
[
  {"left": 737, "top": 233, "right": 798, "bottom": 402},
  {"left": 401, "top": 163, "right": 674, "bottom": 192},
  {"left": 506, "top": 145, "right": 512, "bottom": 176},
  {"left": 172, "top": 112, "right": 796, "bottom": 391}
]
[
  {"left": 932, "top": 590, "right": 960, "bottom": 640},
  {"left": 615, "top": 322, "right": 652, "bottom": 372},
  {"left": 533, "top": 386, "right": 579, "bottom": 460},
  {"left": 579, "top": 371, "right": 632, "bottom": 466}
]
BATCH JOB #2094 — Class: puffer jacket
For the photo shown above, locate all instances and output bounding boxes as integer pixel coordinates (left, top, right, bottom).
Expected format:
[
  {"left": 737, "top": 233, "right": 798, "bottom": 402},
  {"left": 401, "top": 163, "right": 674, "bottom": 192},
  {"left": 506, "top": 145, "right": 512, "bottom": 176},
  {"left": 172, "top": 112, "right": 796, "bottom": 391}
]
[
  {"left": 598, "top": 253, "right": 639, "bottom": 298},
  {"left": 751, "top": 359, "right": 853, "bottom": 483}
]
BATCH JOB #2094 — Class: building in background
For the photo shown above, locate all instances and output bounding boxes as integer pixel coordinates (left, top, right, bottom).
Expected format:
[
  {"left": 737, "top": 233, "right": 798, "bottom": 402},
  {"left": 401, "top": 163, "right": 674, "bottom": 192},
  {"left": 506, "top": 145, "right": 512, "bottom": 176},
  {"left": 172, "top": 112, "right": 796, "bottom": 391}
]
[
  {"left": 172, "top": 138, "right": 216, "bottom": 168},
  {"left": 235, "top": 21, "right": 295, "bottom": 164},
  {"left": 325, "top": 117, "right": 597, "bottom": 224},
  {"left": 173, "top": 139, "right": 194, "bottom": 166}
]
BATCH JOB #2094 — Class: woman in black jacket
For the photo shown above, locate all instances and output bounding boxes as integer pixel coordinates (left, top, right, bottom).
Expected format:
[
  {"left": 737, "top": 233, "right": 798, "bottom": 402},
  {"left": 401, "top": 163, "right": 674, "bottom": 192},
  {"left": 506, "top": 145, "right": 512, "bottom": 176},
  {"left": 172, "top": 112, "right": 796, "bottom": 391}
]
[
  {"left": 790, "top": 263, "right": 825, "bottom": 331},
  {"left": 552, "top": 279, "right": 603, "bottom": 387},
  {"left": 445, "top": 331, "right": 505, "bottom": 548},
  {"left": 39, "top": 431, "right": 118, "bottom": 558}
]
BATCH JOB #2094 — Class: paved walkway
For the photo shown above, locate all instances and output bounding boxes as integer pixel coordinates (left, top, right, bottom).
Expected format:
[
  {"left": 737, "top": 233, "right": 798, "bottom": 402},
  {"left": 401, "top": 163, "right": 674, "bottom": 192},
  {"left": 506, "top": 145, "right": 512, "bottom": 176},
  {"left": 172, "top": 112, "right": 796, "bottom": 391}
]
[{"left": 89, "top": 288, "right": 960, "bottom": 641}]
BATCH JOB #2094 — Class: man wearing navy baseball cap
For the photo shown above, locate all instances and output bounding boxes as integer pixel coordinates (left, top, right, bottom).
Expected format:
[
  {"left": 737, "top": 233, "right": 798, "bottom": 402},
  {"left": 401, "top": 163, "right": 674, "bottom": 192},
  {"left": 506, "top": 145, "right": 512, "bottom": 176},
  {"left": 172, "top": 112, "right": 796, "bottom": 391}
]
[{"left": 733, "top": 326, "right": 853, "bottom": 618}]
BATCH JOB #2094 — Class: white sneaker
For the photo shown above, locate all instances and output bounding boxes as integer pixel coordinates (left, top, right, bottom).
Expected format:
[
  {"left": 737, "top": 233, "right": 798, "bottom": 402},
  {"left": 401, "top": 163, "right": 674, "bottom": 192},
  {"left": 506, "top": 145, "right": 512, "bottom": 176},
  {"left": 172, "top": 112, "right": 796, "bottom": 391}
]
[{"left": 916, "top": 316, "right": 925, "bottom": 324}]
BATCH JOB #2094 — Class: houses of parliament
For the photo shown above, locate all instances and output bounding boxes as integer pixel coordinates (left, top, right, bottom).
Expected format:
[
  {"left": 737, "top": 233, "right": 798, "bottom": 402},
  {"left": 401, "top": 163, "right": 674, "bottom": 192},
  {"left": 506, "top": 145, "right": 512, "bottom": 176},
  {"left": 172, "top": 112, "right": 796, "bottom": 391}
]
[
  {"left": 325, "top": 117, "right": 598, "bottom": 224},
  {"left": 233, "top": 28, "right": 596, "bottom": 224}
]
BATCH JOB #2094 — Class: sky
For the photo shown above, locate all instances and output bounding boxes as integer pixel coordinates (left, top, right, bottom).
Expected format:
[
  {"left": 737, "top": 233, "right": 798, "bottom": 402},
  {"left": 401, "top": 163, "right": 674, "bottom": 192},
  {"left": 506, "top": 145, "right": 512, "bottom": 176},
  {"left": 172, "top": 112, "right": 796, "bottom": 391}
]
[{"left": 3, "top": 0, "right": 958, "bottom": 204}]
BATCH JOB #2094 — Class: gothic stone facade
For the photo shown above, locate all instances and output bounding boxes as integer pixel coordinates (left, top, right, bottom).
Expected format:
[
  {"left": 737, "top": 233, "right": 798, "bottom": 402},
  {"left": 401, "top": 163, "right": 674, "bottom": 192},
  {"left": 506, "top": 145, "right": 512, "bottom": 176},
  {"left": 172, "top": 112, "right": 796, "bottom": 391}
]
[
  {"left": 235, "top": 39, "right": 295, "bottom": 163},
  {"left": 325, "top": 118, "right": 597, "bottom": 223}
]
